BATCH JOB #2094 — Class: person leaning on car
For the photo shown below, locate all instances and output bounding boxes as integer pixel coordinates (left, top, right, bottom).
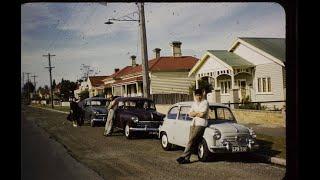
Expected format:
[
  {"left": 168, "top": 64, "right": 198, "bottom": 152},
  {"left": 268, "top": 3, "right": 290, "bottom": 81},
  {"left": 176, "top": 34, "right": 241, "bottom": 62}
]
[
  {"left": 104, "top": 95, "right": 117, "bottom": 136},
  {"left": 176, "top": 88, "right": 209, "bottom": 164}
]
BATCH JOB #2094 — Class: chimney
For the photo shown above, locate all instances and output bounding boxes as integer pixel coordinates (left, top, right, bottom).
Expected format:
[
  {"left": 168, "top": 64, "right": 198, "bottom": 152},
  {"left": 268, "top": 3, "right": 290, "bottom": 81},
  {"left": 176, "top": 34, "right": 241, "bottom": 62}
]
[
  {"left": 170, "top": 41, "right": 182, "bottom": 57},
  {"left": 114, "top": 68, "right": 119, "bottom": 73},
  {"left": 130, "top": 55, "right": 137, "bottom": 67},
  {"left": 153, "top": 48, "right": 161, "bottom": 59}
]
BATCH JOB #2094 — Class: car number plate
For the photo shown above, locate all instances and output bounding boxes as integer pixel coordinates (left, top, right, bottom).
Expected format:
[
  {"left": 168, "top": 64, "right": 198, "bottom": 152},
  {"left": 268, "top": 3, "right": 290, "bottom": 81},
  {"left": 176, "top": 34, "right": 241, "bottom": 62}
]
[{"left": 231, "top": 146, "right": 247, "bottom": 152}]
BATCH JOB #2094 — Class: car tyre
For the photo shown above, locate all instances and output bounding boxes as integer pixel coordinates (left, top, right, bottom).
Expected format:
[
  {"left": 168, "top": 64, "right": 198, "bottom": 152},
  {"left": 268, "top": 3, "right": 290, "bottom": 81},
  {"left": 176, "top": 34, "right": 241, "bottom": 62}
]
[
  {"left": 161, "top": 132, "right": 173, "bottom": 151},
  {"left": 125, "top": 123, "right": 133, "bottom": 139},
  {"left": 198, "top": 139, "right": 211, "bottom": 162}
]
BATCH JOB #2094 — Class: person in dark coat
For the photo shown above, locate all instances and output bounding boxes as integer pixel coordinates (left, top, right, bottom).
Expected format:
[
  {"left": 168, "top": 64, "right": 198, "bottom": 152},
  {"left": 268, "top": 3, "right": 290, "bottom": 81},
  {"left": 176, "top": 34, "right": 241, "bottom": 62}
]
[{"left": 69, "top": 97, "right": 82, "bottom": 127}]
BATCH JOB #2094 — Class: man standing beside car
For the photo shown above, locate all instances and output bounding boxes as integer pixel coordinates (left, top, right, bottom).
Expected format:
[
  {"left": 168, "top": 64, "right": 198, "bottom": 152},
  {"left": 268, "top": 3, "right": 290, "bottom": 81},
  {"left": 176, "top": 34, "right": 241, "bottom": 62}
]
[
  {"left": 176, "top": 89, "right": 209, "bottom": 164},
  {"left": 104, "top": 95, "right": 117, "bottom": 136}
]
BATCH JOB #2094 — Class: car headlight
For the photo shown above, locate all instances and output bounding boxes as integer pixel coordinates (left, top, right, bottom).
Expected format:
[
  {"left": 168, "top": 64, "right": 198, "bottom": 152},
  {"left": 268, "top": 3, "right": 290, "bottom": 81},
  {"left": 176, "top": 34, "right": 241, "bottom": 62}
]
[
  {"left": 249, "top": 128, "right": 256, "bottom": 138},
  {"left": 131, "top": 116, "right": 139, "bottom": 123},
  {"left": 93, "top": 111, "right": 99, "bottom": 115},
  {"left": 213, "top": 129, "right": 221, "bottom": 139}
]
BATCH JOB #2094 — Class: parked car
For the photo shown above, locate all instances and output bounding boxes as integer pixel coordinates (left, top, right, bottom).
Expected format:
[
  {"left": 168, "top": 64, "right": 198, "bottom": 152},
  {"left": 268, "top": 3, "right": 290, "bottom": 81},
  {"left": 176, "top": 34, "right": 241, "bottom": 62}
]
[
  {"left": 81, "top": 97, "right": 110, "bottom": 127},
  {"left": 112, "top": 97, "right": 165, "bottom": 139},
  {"left": 159, "top": 101, "right": 259, "bottom": 161}
]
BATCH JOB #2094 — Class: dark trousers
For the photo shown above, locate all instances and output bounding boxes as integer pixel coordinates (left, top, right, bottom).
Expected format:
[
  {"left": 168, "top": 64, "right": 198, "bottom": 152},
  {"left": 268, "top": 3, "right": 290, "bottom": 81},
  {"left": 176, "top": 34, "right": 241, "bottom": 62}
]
[{"left": 180, "top": 126, "right": 206, "bottom": 160}]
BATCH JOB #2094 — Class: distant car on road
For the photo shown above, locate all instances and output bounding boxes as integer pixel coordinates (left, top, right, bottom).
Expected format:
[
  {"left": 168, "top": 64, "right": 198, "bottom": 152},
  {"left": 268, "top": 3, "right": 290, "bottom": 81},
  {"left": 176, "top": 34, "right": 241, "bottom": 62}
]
[
  {"left": 159, "top": 101, "right": 259, "bottom": 161},
  {"left": 82, "top": 97, "right": 110, "bottom": 127},
  {"left": 112, "top": 97, "right": 165, "bottom": 139}
]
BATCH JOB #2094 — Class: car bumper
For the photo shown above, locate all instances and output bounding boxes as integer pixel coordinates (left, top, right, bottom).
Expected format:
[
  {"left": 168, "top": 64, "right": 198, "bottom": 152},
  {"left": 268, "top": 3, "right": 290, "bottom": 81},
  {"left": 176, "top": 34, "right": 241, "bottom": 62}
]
[
  {"left": 209, "top": 143, "right": 259, "bottom": 153},
  {"left": 129, "top": 127, "right": 159, "bottom": 132},
  {"left": 91, "top": 118, "right": 106, "bottom": 122}
]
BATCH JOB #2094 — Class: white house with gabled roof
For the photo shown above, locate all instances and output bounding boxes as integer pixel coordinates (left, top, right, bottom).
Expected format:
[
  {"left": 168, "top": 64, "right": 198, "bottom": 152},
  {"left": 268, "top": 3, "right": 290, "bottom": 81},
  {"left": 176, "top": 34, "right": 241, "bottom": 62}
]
[{"left": 189, "top": 37, "right": 285, "bottom": 109}]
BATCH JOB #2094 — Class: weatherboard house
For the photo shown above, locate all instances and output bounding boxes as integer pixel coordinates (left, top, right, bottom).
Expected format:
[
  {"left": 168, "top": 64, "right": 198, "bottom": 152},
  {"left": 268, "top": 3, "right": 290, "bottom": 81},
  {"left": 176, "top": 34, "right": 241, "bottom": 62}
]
[
  {"left": 189, "top": 37, "right": 285, "bottom": 108},
  {"left": 102, "top": 41, "right": 198, "bottom": 103}
]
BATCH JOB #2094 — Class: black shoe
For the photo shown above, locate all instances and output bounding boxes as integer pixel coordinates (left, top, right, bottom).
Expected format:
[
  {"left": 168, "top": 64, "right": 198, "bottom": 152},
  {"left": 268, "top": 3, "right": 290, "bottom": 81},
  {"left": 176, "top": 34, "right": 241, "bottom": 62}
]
[
  {"left": 176, "top": 157, "right": 190, "bottom": 164},
  {"left": 180, "top": 159, "right": 190, "bottom": 164},
  {"left": 104, "top": 133, "right": 112, "bottom": 137}
]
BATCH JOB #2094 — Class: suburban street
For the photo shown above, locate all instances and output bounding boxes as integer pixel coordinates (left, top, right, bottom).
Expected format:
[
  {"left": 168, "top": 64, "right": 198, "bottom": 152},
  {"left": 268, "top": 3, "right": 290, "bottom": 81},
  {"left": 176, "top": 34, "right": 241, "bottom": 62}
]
[{"left": 21, "top": 106, "right": 285, "bottom": 180}]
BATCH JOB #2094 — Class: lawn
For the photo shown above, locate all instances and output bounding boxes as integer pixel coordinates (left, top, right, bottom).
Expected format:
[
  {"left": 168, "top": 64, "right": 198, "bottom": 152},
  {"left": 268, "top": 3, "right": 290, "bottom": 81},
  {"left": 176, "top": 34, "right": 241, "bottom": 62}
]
[
  {"left": 255, "top": 133, "right": 286, "bottom": 159},
  {"left": 31, "top": 104, "right": 70, "bottom": 112}
]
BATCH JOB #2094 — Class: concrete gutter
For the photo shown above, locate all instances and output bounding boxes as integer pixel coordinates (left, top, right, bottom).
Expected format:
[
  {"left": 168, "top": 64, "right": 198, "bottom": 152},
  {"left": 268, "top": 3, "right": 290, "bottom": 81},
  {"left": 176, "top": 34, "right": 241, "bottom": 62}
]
[
  {"left": 30, "top": 105, "right": 286, "bottom": 167},
  {"left": 252, "top": 153, "right": 286, "bottom": 166}
]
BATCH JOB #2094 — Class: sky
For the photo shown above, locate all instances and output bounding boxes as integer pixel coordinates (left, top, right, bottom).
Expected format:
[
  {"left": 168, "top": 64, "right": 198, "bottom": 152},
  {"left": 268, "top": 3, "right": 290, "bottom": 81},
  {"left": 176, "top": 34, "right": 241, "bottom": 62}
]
[{"left": 21, "top": 2, "right": 285, "bottom": 88}]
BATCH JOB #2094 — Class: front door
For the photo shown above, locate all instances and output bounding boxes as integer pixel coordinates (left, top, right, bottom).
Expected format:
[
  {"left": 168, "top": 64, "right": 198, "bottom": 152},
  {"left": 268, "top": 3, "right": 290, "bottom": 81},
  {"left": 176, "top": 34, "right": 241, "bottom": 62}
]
[{"left": 240, "top": 80, "right": 246, "bottom": 100}]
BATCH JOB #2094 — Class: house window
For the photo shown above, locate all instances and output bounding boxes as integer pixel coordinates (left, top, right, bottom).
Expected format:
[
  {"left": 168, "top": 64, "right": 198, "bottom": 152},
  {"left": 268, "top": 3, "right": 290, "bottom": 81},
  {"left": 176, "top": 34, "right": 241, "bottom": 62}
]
[
  {"left": 220, "top": 81, "right": 231, "bottom": 94},
  {"left": 257, "top": 77, "right": 272, "bottom": 93},
  {"left": 267, "top": 77, "right": 271, "bottom": 92}
]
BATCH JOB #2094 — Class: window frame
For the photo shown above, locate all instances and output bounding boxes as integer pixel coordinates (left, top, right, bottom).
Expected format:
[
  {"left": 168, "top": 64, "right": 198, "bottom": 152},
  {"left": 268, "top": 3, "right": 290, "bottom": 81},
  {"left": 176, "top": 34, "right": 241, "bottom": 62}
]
[
  {"left": 220, "top": 80, "right": 231, "bottom": 95},
  {"left": 256, "top": 77, "right": 273, "bottom": 94},
  {"left": 178, "top": 106, "right": 192, "bottom": 121},
  {"left": 166, "top": 106, "right": 180, "bottom": 120}
]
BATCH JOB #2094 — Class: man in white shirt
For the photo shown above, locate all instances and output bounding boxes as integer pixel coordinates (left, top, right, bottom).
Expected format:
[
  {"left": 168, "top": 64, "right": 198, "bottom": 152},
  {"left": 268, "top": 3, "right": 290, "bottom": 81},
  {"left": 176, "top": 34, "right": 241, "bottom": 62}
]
[{"left": 177, "top": 89, "right": 209, "bottom": 164}]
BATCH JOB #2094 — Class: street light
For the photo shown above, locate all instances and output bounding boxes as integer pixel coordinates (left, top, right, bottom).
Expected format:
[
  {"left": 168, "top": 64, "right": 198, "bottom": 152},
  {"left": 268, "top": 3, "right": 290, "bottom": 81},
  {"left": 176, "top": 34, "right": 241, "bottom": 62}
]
[{"left": 105, "top": 3, "right": 150, "bottom": 98}]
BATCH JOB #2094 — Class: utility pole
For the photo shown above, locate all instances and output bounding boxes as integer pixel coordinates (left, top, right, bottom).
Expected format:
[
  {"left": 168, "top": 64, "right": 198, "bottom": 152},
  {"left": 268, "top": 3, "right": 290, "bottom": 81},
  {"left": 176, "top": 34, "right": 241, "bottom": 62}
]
[
  {"left": 138, "top": 3, "right": 150, "bottom": 98},
  {"left": 105, "top": 2, "right": 151, "bottom": 98},
  {"left": 26, "top": 72, "right": 31, "bottom": 103},
  {"left": 31, "top": 74, "right": 38, "bottom": 94},
  {"left": 43, "top": 53, "right": 55, "bottom": 109}
]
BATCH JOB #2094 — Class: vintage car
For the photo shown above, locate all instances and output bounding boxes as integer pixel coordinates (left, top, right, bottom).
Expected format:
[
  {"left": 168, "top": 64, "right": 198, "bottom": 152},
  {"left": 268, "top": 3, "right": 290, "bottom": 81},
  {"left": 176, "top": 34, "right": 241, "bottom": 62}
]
[
  {"left": 112, "top": 97, "right": 165, "bottom": 139},
  {"left": 81, "top": 97, "right": 110, "bottom": 127},
  {"left": 159, "top": 101, "right": 259, "bottom": 161}
]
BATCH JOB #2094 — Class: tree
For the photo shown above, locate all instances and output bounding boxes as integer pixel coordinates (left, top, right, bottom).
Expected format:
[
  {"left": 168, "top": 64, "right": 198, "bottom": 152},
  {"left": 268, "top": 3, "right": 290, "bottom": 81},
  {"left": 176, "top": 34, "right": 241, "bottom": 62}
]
[
  {"left": 59, "top": 79, "right": 78, "bottom": 101},
  {"left": 22, "top": 82, "right": 35, "bottom": 102},
  {"left": 189, "top": 78, "right": 213, "bottom": 96},
  {"left": 52, "top": 79, "right": 56, "bottom": 90}
]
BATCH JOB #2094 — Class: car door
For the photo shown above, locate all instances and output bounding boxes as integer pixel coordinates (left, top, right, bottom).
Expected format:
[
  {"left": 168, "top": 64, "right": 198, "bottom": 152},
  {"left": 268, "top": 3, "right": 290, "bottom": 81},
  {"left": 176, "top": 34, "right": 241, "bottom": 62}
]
[
  {"left": 165, "top": 106, "right": 180, "bottom": 144},
  {"left": 114, "top": 101, "right": 125, "bottom": 128},
  {"left": 175, "top": 106, "right": 193, "bottom": 147},
  {"left": 84, "top": 100, "right": 91, "bottom": 120}
]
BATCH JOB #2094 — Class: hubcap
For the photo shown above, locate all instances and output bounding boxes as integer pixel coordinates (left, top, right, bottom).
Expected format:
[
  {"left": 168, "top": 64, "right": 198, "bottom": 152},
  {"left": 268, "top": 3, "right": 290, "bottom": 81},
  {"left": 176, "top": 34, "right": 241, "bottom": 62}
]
[
  {"left": 125, "top": 125, "right": 130, "bottom": 136},
  {"left": 162, "top": 134, "right": 168, "bottom": 147},
  {"left": 198, "top": 144, "right": 204, "bottom": 158}
]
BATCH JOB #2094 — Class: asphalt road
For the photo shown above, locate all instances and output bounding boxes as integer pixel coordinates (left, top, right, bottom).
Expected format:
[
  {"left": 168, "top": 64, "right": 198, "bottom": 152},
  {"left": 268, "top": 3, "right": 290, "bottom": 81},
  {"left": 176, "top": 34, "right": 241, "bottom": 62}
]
[
  {"left": 22, "top": 106, "right": 286, "bottom": 180},
  {"left": 21, "top": 107, "right": 103, "bottom": 180}
]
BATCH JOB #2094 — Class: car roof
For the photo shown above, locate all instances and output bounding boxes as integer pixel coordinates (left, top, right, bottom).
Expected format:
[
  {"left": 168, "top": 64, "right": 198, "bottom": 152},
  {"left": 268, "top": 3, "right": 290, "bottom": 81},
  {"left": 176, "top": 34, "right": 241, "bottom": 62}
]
[
  {"left": 85, "top": 97, "right": 108, "bottom": 101},
  {"left": 114, "top": 97, "right": 153, "bottom": 102},
  {"left": 173, "top": 101, "right": 229, "bottom": 108}
]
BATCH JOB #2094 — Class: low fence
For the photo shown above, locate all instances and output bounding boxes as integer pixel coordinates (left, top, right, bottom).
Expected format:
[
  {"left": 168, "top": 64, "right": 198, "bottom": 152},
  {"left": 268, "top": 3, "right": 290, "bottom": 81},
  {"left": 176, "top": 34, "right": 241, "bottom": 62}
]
[
  {"left": 222, "top": 101, "right": 286, "bottom": 111},
  {"left": 30, "top": 100, "right": 70, "bottom": 107},
  {"left": 151, "top": 94, "right": 193, "bottom": 104}
]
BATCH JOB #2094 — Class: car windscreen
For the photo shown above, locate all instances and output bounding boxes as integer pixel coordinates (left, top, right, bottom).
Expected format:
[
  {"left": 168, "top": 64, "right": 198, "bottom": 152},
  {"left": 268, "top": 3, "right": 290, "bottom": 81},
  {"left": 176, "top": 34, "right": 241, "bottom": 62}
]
[
  {"left": 208, "top": 106, "right": 236, "bottom": 122},
  {"left": 124, "top": 100, "right": 155, "bottom": 110},
  {"left": 91, "top": 100, "right": 109, "bottom": 107}
]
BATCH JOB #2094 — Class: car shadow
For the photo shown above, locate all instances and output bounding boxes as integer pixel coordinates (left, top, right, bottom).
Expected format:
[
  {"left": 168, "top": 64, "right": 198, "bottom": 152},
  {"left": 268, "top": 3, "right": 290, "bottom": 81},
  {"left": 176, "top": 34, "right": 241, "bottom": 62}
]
[
  {"left": 254, "top": 139, "right": 282, "bottom": 158},
  {"left": 171, "top": 139, "right": 282, "bottom": 164}
]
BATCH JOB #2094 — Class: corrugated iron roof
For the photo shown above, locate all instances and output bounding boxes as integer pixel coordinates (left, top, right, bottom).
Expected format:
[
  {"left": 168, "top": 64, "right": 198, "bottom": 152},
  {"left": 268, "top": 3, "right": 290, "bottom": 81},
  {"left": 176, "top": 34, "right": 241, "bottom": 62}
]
[
  {"left": 239, "top": 37, "right": 285, "bottom": 62},
  {"left": 207, "top": 50, "right": 254, "bottom": 67},
  {"left": 89, "top": 76, "right": 109, "bottom": 87}
]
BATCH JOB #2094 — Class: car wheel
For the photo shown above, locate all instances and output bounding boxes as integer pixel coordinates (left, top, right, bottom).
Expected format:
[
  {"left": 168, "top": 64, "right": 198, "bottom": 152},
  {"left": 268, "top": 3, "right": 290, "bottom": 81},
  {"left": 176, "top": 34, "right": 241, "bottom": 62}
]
[
  {"left": 124, "top": 123, "right": 133, "bottom": 139},
  {"left": 198, "top": 139, "right": 211, "bottom": 162},
  {"left": 160, "top": 132, "right": 172, "bottom": 151}
]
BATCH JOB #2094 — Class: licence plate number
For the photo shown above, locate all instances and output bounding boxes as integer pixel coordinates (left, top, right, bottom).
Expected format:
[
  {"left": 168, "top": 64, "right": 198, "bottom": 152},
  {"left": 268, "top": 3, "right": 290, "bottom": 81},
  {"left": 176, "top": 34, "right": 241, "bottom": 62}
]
[{"left": 232, "top": 146, "right": 247, "bottom": 152}]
